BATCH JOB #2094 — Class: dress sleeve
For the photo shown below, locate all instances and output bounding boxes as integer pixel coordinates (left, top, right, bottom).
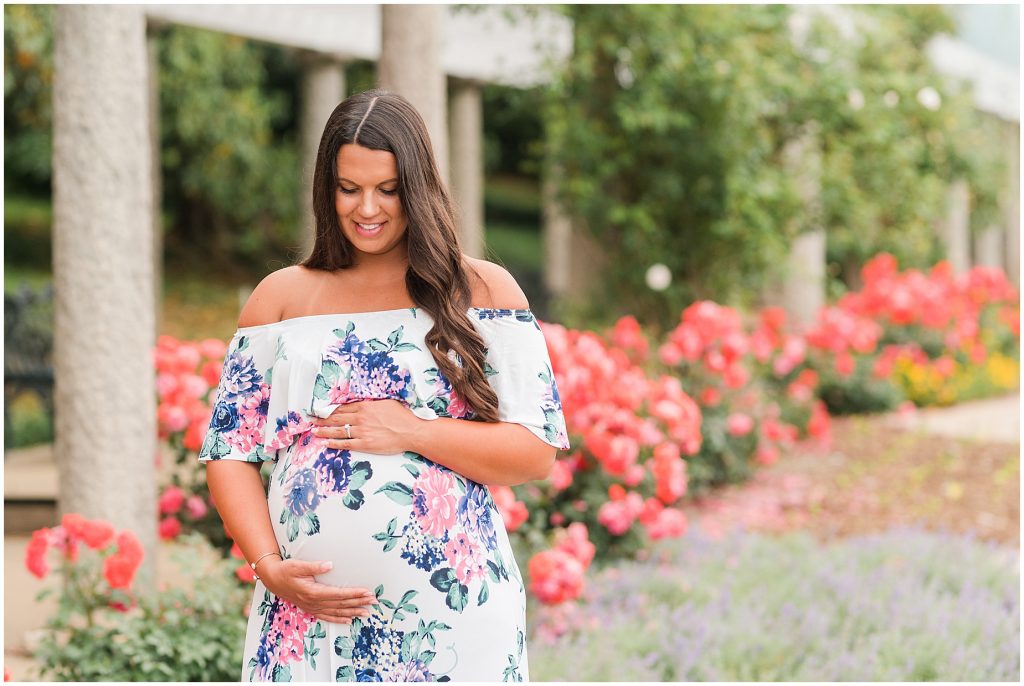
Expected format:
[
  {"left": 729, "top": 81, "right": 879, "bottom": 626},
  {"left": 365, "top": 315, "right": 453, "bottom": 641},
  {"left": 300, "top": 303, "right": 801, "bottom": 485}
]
[
  {"left": 475, "top": 310, "right": 570, "bottom": 450},
  {"left": 197, "top": 327, "right": 278, "bottom": 463}
]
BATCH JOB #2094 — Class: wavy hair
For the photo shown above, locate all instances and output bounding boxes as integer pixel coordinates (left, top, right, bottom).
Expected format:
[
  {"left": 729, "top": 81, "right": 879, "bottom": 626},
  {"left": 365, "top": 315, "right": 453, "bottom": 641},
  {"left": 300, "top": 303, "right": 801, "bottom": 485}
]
[{"left": 300, "top": 89, "right": 499, "bottom": 422}]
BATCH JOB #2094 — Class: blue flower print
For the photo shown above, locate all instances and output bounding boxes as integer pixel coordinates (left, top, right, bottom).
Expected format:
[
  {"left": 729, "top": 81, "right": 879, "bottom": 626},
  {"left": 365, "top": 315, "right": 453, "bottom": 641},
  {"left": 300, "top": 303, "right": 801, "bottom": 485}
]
[
  {"left": 313, "top": 448, "right": 352, "bottom": 494},
  {"left": 286, "top": 468, "right": 320, "bottom": 517},
  {"left": 457, "top": 482, "right": 497, "bottom": 551}
]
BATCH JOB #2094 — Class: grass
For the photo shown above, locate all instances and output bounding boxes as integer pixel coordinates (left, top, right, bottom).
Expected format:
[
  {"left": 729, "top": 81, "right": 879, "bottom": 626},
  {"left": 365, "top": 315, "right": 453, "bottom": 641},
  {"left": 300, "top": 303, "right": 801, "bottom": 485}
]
[{"left": 483, "top": 222, "right": 543, "bottom": 273}]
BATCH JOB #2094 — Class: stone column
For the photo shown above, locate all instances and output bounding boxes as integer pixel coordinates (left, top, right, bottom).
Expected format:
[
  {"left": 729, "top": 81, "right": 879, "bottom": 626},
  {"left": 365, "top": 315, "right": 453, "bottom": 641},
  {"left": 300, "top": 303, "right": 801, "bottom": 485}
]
[
  {"left": 542, "top": 152, "right": 572, "bottom": 297},
  {"left": 379, "top": 4, "right": 448, "bottom": 183},
  {"left": 1004, "top": 122, "right": 1020, "bottom": 287},
  {"left": 449, "top": 79, "right": 484, "bottom": 258},
  {"left": 780, "top": 124, "right": 825, "bottom": 329},
  {"left": 147, "top": 22, "right": 163, "bottom": 334},
  {"left": 53, "top": 5, "right": 157, "bottom": 585},
  {"left": 974, "top": 225, "right": 1003, "bottom": 268},
  {"left": 941, "top": 178, "right": 971, "bottom": 274},
  {"left": 300, "top": 53, "right": 345, "bottom": 259}
]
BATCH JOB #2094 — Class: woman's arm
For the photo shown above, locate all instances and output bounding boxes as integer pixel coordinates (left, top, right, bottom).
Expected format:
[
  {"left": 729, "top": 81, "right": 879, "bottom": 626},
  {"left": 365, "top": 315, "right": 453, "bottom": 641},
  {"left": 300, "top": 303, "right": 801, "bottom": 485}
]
[
  {"left": 314, "top": 403, "right": 555, "bottom": 486},
  {"left": 409, "top": 416, "right": 557, "bottom": 486}
]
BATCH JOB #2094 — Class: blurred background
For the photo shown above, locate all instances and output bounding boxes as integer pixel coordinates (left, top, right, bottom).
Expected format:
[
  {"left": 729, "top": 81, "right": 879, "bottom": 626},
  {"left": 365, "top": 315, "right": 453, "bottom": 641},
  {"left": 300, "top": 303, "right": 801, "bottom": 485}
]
[{"left": 4, "top": 3, "right": 1020, "bottom": 682}]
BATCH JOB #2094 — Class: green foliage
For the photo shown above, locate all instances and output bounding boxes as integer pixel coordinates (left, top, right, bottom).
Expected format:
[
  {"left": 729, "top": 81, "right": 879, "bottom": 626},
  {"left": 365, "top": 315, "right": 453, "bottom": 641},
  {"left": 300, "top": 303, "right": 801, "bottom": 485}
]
[
  {"left": 35, "top": 534, "right": 248, "bottom": 682},
  {"left": 4, "top": 11, "right": 303, "bottom": 271},
  {"left": 809, "top": 6, "right": 1004, "bottom": 286},
  {"left": 546, "top": 4, "right": 809, "bottom": 327},
  {"left": 156, "top": 25, "right": 300, "bottom": 267},
  {"left": 813, "top": 355, "right": 906, "bottom": 416},
  {"left": 4, "top": 4, "right": 54, "bottom": 193},
  {"left": 545, "top": 5, "right": 1009, "bottom": 326}
]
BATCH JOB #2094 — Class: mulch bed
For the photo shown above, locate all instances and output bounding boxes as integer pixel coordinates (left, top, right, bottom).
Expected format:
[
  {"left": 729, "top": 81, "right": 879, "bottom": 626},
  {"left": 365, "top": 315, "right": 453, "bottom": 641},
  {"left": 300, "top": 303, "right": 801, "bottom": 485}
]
[{"left": 681, "top": 414, "right": 1020, "bottom": 548}]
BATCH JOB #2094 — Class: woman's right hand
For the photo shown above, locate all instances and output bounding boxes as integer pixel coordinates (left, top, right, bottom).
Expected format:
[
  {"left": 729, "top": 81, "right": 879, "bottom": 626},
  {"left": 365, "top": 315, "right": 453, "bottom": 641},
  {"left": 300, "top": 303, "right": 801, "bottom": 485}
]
[{"left": 258, "top": 558, "right": 377, "bottom": 624}]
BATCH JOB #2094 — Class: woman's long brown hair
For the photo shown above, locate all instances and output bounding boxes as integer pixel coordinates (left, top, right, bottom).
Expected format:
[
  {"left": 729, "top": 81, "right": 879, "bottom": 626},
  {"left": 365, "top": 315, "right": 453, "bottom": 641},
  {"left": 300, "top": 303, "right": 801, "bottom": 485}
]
[{"left": 301, "top": 89, "right": 500, "bottom": 422}]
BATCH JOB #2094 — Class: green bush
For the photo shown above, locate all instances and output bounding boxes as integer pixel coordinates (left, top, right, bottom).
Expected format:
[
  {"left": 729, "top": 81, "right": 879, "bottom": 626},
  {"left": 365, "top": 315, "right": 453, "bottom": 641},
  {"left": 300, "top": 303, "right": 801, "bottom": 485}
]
[
  {"left": 545, "top": 5, "right": 1007, "bottom": 327},
  {"left": 35, "top": 534, "right": 248, "bottom": 682},
  {"left": 813, "top": 355, "right": 906, "bottom": 416}
]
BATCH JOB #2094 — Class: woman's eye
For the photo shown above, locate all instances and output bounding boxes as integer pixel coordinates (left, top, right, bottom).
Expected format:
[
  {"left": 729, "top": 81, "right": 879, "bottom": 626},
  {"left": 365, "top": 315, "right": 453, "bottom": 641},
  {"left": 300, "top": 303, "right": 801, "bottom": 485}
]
[
  {"left": 379, "top": 188, "right": 398, "bottom": 196},
  {"left": 338, "top": 187, "right": 357, "bottom": 195}
]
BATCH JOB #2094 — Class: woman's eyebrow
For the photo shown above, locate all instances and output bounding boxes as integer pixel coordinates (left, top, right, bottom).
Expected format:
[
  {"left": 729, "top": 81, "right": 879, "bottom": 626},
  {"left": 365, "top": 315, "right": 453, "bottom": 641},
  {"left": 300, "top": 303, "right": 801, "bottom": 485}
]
[{"left": 336, "top": 177, "right": 399, "bottom": 185}]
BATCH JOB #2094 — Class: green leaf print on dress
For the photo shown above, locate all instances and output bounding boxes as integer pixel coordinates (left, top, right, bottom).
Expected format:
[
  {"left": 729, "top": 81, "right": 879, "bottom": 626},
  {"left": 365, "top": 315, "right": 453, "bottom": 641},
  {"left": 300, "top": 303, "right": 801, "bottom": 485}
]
[
  {"left": 371, "top": 453, "right": 512, "bottom": 613},
  {"left": 332, "top": 586, "right": 456, "bottom": 682}
]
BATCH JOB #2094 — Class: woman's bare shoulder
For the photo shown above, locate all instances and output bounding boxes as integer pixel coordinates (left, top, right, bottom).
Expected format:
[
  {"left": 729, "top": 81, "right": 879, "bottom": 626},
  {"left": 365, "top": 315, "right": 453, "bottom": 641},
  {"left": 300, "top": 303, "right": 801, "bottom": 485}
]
[
  {"left": 237, "top": 265, "right": 313, "bottom": 328},
  {"left": 463, "top": 255, "right": 530, "bottom": 310}
]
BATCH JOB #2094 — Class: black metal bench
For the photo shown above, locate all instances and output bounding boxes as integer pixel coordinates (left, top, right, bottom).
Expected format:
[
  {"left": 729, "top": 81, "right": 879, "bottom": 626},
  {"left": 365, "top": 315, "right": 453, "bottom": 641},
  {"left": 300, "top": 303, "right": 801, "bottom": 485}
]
[{"left": 4, "top": 284, "right": 55, "bottom": 449}]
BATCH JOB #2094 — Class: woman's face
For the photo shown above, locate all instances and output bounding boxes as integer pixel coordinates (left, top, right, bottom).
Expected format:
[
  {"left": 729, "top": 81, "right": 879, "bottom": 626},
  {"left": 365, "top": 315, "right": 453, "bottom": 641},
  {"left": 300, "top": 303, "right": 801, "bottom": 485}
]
[{"left": 335, "top": 143, "right": 408, "bottom": 261}]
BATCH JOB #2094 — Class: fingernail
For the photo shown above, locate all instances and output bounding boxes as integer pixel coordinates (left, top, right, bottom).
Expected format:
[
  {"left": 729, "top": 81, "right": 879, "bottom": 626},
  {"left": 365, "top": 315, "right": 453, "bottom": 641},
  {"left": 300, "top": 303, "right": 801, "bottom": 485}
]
[{"left": 321, "top": 562, "right": 333, "bottom": 571}]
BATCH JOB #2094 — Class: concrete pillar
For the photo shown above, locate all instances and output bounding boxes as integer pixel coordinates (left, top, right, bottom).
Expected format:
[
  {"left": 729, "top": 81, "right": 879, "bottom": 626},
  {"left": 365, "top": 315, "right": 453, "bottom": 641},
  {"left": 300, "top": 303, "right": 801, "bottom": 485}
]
[
  {"left": 379, "top": 4, "right": 448, "bottom": 182},
  {"left": 53, "top": 5, "right": 157, "bottom": 585},
  {"left": 542, "top": 154, "right": 572, "bottom": 297},
  {"left": 147, "top": 23, "right": 163, "bottom": 334},
  {"left": 449, "top": 79, "right": 484, "bottom": 259},
  {"left": 780, "top": 124, "right": 826, "bottom": 328},
  {"left": 974, "top": 224, "right": 1003, "bottom": 268},
  {"left": 1004, "top": 123, "right": 1020, "bottom": 287},
  {"left": 941, "top": 178, "right": 971, "bottom": 273},
  {"left": 300, "top": 53, "right": 345, "bottom": 259},
  {"left": 567, "top": 222, "right": 606, "bottom": 300}
]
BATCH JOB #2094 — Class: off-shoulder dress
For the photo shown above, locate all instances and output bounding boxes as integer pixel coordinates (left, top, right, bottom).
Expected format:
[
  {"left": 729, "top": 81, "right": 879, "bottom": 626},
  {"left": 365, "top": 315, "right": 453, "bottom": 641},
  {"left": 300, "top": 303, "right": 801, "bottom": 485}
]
[{"left": 198, "top": 307, "right": 569, "bottom": 682}]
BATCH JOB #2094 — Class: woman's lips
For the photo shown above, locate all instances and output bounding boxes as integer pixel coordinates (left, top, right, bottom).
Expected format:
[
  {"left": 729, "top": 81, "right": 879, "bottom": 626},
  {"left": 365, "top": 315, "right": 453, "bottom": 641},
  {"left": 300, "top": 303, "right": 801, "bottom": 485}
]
[{"left": 354, "top": 221, "right": 385, "bottom": 237}]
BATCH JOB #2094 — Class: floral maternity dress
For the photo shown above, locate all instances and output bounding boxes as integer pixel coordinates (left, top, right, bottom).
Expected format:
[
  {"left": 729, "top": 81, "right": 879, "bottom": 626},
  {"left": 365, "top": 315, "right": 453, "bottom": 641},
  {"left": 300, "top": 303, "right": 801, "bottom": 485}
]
[{"left": 198, "top": 307, "right": 569, "bottom": 682}]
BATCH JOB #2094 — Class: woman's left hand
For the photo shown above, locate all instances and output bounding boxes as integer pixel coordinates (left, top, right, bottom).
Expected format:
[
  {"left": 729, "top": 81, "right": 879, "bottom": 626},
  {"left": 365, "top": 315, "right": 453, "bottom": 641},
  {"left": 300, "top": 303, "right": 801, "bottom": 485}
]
[{"left": 312, "top": 400, "right": 423, "bottom": 455}]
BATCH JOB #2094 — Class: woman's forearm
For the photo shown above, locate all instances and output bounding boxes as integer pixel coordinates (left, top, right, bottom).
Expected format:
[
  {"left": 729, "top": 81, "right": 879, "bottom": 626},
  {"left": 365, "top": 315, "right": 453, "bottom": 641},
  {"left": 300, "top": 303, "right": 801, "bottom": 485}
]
[
  {"left": 407, "top": 418, "right": 556, "bottom": 487},
  {"left": 206, "top": 460, "right": 280, "bottom": 569}
]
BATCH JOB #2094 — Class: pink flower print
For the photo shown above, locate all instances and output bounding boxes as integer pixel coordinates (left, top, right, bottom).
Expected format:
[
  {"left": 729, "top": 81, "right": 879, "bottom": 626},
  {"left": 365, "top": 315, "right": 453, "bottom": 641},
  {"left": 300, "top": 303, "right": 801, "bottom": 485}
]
[
  {"left": 444, "top": 532, "right": 487, "bottom": 585},
  {"left": 412, "top": 467, "right": 458, "bottom": 538},
  {"left": 227, "top": 384, "right": 270, "bottom": 453},
  {"left": 328, "top": 378, "right": 352, "bottom": 405},
  {"left": 447, "top": 389, "right": 470, "bottom": 419},
  {"left": 268, "top": 599, "right": 315, "bottom": 666},
  {"left": 287, "top": 430, "right": 322, "bottom": 467},
  {"left": 266, "top": 412, "right": 315, "bottom": 453}
]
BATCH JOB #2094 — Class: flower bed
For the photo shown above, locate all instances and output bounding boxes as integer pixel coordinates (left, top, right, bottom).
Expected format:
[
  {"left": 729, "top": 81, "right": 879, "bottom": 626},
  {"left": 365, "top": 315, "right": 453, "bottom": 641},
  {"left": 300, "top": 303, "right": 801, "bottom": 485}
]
[
  {"left": 527, "top": 526, "right": 1019, "bottom": 681},
  {"left": 24, "top": 516, "right": 247, "bottom": 681},
  {"left": 151, "top": 254, "right": 1018, "bottom": 609}
]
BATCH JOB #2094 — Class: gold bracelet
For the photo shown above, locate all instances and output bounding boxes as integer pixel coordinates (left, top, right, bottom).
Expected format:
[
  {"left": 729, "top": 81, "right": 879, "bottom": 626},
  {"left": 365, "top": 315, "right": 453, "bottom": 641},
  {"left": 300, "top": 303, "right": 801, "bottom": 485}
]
[{"left": 250, "top": 551, "right": 282, "bottom": 581}]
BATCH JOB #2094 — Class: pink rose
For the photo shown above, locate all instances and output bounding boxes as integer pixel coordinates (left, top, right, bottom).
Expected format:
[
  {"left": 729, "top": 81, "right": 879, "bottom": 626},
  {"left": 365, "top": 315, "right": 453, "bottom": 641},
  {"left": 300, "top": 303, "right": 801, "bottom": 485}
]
[
  {"left": 548, "top": 460, "right": 573, "bottom": 491},
  {"left": 646, "top": 507, "right": 688, "bottom": 540},
  {"left": 528, "top": 549, "right": 585, "bottom": 605},
  {"left": 554, "top": 523, "right": 596, "bottom": 570},
  {"left": 158, "top": 517, "right": 181, "bottom": 541},
  {"left": 198, "top": 338, "right": 228, "bottom": 360},
  {"left": 726, "top": 413, "right": 754, "bottom": 437},
  {"left": 158, "top": 486, "right": 185, "bottom": 515},
  {"left": 185, "top": 495, "right": 208, "bottom": 519},
  {"left": 597, "top": 500, "right": 634, "bottom": 536}
]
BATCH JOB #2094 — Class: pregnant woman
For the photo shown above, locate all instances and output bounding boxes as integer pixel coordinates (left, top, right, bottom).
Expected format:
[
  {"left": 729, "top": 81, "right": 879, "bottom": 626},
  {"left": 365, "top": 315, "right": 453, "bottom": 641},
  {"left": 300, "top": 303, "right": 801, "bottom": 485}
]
[{"left": 199, "top": 89, "right": 569, "bottom": 682}]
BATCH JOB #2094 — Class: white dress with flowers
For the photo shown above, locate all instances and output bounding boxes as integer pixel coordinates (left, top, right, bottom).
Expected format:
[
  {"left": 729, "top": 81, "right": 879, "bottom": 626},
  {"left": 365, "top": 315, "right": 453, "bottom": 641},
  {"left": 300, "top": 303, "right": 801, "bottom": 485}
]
[{"left": 198, "top": 307, "right": 569, "bottom": 682}]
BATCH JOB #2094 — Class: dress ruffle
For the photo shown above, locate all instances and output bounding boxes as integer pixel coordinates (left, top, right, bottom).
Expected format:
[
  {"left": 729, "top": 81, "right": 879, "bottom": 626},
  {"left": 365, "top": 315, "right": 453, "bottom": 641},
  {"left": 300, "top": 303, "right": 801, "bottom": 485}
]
[{"left": 198, "top": 308, "right": 570, "bottom": 464}]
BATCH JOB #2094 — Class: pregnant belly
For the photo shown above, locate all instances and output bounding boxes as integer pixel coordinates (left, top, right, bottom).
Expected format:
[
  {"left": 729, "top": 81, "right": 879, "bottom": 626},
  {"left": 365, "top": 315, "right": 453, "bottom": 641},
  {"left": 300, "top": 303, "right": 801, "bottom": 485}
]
[{"left": 266, "top": 442, "right": 507, "bottom": 592}]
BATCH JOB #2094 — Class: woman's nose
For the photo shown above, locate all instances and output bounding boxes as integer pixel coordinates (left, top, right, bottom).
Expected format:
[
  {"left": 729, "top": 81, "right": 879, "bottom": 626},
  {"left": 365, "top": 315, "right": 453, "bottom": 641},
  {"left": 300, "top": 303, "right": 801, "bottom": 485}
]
[{"left": 359, "top": 191, "right": 378, "bottom": 216}]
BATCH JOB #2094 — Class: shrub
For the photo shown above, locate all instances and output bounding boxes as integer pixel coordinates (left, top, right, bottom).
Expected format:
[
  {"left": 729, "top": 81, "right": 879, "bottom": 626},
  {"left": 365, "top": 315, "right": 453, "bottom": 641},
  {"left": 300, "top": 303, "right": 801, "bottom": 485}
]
[{"left": 31, "top": 524, "right": 248, "bottom": 682}]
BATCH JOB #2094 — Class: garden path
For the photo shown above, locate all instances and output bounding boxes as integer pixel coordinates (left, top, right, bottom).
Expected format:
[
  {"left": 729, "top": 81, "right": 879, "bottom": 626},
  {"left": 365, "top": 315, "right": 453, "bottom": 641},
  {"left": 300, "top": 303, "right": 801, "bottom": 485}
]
[{"left": 682, "top": 391, "right": 1020, "bottom": 548}]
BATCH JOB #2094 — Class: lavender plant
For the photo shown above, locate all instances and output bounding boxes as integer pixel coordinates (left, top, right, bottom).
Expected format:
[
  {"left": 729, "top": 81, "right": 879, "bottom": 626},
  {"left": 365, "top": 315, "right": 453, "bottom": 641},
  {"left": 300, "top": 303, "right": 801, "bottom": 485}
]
[{"left": 528, "top": 524, "right": 1019, "bottom": 681}]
